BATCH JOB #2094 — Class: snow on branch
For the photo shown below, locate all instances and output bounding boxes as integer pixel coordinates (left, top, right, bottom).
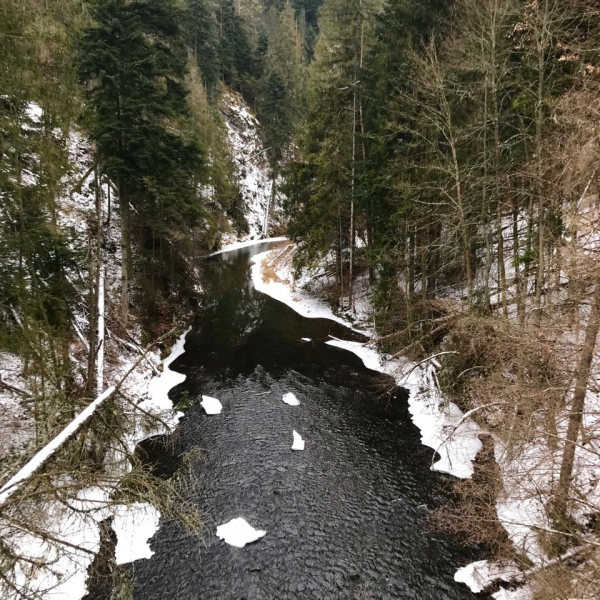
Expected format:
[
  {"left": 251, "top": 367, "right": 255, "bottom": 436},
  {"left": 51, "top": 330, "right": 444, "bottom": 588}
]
[{"left": 0, "top": 386, "right": 116, "bottom": 506}]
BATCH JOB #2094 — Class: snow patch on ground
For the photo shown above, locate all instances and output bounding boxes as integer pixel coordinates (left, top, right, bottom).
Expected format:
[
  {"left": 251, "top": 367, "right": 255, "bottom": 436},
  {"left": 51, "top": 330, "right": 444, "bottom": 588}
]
[
  {"left": 0, "top": 352, "right": 33, "bottom": 475},
  {"left": 455, "top": 560, "right": 522, "bottom": 594},
  {"left": 216, "top": 518, "right": 266, "bottom": 548},
  {"left": 113, "top": 503, "right": 161, "bottom": 565},
  {"left": 251, "top": 247, "right": 357, "bottom": 329}
]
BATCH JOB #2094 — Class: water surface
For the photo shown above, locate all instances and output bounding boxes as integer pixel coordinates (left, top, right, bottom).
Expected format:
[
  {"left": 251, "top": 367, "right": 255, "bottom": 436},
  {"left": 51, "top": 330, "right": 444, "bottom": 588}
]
[{"left": 129, "top": 244, "right": 485, "bottom": 600}]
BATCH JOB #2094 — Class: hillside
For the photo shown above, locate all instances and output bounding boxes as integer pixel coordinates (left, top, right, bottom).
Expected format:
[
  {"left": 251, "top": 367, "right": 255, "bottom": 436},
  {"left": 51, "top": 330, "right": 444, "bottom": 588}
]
[{"left": 3, "top": 1, "right": 600, "bottom": 599}]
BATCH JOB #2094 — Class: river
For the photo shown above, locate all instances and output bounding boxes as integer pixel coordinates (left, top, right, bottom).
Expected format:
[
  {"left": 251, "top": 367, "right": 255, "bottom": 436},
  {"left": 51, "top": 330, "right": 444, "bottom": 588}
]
[{"left": 120, "top": 243, "right": 485, "bottom": 599}]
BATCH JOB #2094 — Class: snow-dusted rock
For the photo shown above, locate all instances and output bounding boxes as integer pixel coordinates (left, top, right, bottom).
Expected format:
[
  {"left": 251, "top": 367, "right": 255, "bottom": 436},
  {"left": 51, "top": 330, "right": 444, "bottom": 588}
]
[
  {"left": 216, "top": 518, "right": 266, "bottom": 548},
  {"left": 282, "top": 392, "right": 300, "bottom": 406},
  {"left": 291, "top": 431, "right": 305, "bottom": 451},
  {"left": 201, "top": 396, "right": 223, "bottom": 415}
]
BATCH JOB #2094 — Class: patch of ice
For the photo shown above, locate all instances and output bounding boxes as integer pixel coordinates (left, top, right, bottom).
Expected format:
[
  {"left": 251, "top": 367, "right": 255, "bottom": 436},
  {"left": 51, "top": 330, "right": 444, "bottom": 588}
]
[
  {"left": 216, "top": 518, "right": 266, "bottom": 548},
  {"left": 201, "top": 395, "right": 223, "bottom": 415},
  {"left": 113, "top": 503, "right": 161, "bottom": 565},
  {"left": 282, "top": 393, "right": 300, "bottom": 406},
  {"left": 292, "top": 430, "right": 305, "bottom": 451}
]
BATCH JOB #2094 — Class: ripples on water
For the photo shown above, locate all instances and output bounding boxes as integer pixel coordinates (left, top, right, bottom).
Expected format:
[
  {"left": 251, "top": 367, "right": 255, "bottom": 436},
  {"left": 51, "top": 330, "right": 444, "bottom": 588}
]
[{"left": 94, "top": 245, "right": 486, "bottom": 600}]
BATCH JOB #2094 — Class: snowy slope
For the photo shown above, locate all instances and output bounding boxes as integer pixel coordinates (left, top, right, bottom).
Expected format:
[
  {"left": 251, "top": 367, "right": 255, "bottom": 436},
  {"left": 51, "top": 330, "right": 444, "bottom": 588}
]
[{"left": 220, "top": 90, "right": 284, "bottom": 244}]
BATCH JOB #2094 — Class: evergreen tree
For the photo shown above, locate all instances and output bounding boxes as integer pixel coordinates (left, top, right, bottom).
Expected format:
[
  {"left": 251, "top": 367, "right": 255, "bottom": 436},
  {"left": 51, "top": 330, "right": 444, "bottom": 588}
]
[
  {"left": 79, "top": 0, "right": 204, "bottom": 321},
  {"left": 284, "top": 0, "right": 382, "bottom": 306},
  {"left": 258, "top": 3, "right": 306, "bottom": 166},
  {"left": 185, "top": 0, "right": 222, "bottom": 93}
]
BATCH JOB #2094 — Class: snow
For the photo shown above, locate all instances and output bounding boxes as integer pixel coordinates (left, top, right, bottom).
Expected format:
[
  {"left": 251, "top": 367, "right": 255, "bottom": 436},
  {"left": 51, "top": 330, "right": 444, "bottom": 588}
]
[
  {"left": 24, "top": 102, "right": 43, "bottom": 122},
  {"left": 219, "top": 90, "right": 284, "bottom": 244},
  {"left": 113, "top": 503, "right": 161, "bottom": 565},
  {"left": 216, "top": 518, "right": 266, "bottom": 548},
  {"left": 4, "top": 487, "right": 113, "bottom": 600},
  {"left": 282, "top": 392, "right": 300, "bottom": 406},
  {"left": 208, "top": 236, "right": 288, "bottom": 258},
  {"left": 492, "top": 587, "right": 534, "bottom": 600},
  {"left": 201, "top": 395, "right": 223, "bottom": 415},
  {"left": 0, "top": 352, "right": 33, "bottom": 471},
  {"left": 454, "top": 560, "right": 522, "bottom": 594},
  {"left": 291, "top": 430, "right": 305, "bottom": 451},
  {"left": 140, "top": 328, "right": 189, "bottom": 440},
  {"left": 0, "top": 386, "right": 116, "bottom": 505},
  {"left": 251, "top": 249, "right": 355, "bottom": 329},
  {"left": 325, "top": 339, "right": 483, "bottom": 479}
]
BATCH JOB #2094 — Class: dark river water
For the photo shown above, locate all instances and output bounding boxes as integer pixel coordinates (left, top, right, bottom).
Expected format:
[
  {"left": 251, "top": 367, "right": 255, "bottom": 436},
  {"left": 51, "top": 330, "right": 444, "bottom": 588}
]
[{"left": 125, "top": 244, "right": 486, "bottom": 600}]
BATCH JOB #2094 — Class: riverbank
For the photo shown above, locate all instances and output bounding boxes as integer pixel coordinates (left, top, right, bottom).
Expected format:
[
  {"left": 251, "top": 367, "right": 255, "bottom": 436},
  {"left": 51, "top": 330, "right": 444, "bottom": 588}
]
[{"left": 249, "top": 244, "right": 523, "bottom": 596}]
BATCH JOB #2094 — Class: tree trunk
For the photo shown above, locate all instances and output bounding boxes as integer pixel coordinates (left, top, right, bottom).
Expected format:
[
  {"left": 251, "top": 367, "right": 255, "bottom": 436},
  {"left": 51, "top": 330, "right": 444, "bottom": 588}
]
[
  {"left": 552, "top": 281, "right": 600, "bottom": 521},
  {"left": 86, "top": 167, "right": 101, "bottom": 396},
  {"left": 119, "top": 176, "right": 130, "bottom": 324},
  {"left": 497, "top": 208, "right": 508, "bottom": 317},
  {"left": 349, "top": 90, "right": 357, "bottom": 313},
  {"left": 513, "top": 196, "right": 524, "bottom": 323}
]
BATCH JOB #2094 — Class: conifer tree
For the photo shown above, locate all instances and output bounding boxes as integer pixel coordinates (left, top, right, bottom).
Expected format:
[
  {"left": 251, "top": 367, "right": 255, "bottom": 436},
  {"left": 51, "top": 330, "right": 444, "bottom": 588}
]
[
  {"left": 79, "top": 0, "right": 203, "bottom": 322},
  {"left": 185, "top": 0, "right": 222, "bottom": 93},
  {"left": 284, "top": 0, "right": 382, "bottom": 306}
]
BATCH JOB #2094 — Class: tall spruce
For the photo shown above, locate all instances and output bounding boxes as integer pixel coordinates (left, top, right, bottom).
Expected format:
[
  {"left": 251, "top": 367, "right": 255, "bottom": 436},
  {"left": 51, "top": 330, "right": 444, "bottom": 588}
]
[{"left": 79, "top": 0, "right": 203, "bottom": 323}]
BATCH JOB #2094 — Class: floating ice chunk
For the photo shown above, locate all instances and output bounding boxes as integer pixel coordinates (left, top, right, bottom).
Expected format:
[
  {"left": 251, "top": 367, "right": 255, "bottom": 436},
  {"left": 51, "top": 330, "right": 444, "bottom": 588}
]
[
  {"left": 301, "top": 338, "right": 311, "bottom": 342},
  {"left": 292, "top": 430, "right": 305, "bottom": 451},
  {"left": 201, "top": 395, "right": 223, "bottom": 415},
  {"left": 216, "top": 518, "right": 266, "bottom": 548},
  {"left": 282, "top": 392, "right": 300, "bottom": 406}
]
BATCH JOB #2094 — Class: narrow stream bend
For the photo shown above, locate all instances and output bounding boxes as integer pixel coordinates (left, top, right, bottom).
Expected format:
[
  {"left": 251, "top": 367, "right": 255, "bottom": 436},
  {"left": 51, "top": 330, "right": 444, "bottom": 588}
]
[{"left": 129, "top": 244, "right": 485, "bottom": 600}]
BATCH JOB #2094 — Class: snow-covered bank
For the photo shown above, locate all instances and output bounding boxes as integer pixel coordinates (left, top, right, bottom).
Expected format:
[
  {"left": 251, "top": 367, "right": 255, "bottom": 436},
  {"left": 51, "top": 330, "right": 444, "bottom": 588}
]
[
  {"left": 251, "top": 246, "right": 483, "bottom": 480},
  {"left": 325, "top": 340, "right": 483, "bottom": 479},
  {"left": 250, "top": 247, "right": 362, "bottom": 330},
  {"left": 1, "top": 330, "right": 190, "bottom": 600}
]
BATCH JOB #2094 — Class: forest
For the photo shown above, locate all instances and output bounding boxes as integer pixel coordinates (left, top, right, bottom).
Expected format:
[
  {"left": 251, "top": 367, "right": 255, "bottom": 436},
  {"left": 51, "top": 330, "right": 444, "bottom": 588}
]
[{"left": 2, "top": 0, "right": 600, "bottom": 599}]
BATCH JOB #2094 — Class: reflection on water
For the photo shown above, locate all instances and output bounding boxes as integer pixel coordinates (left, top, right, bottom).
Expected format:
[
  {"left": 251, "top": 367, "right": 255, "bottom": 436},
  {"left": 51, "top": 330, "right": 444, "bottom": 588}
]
[{"left": 125, "top": 245, "right": 486, "bottom": 600}]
